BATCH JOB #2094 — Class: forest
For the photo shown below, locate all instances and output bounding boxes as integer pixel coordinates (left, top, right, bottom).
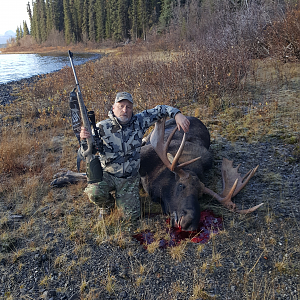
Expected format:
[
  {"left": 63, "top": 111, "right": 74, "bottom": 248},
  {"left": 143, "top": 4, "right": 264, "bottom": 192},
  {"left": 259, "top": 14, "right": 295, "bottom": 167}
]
[
  {"left": 14, "top": 0, "right": 300, "bottom": 54},
  {"left": 19, "top": 0, "right": 171, "bottom": 44}
]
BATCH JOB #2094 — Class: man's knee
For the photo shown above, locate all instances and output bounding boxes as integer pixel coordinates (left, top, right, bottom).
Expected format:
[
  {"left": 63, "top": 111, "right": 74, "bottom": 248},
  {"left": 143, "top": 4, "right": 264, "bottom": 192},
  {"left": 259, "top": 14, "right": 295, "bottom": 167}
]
[
  {"left": 84, "top": 183, "right": 111, "bottom": 206},
  {"left": 116, "top": 192, "right": 141, "bottom": 220},
  {"left": 115, "top": 176, "right": 141, "bottom": 219}
]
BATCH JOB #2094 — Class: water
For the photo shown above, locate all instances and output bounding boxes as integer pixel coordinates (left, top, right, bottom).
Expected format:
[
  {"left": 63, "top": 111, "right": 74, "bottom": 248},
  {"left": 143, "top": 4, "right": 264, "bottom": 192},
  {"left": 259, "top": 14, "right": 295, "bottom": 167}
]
[{"left": 0, "top": 52, "right": 100, "bottom": 84}]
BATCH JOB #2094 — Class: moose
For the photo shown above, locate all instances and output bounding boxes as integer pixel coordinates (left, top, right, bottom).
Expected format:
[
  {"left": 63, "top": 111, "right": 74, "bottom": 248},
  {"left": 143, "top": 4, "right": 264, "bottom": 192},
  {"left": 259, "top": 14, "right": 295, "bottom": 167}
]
[
  {"left": 139, "top": 116, "right": 263, "bottom": 231},
  {"left": 51, "top": 116, "right": 263, "bottom": 231}
]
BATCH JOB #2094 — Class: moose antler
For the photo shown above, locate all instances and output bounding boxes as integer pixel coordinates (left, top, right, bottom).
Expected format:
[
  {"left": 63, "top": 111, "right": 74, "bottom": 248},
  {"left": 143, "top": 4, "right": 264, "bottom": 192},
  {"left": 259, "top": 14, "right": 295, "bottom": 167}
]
[
  {"left": 202, "top": 158, "right": 264, "bottom": 214},
  {"left": 150, "top": 118, "right": 201, "bottom": 177}
]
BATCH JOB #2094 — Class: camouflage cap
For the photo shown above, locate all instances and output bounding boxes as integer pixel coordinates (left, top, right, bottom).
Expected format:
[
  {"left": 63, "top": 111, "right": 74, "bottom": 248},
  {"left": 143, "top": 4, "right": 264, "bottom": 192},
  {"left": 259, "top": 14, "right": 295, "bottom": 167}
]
[{"left": 115, "top": 92, "right": 133, "bottom": 104}]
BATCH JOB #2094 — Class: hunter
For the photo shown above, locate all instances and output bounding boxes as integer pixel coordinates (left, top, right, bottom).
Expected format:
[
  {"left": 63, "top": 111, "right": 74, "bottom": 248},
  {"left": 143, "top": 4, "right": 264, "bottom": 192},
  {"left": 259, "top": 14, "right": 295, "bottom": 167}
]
[{"left": 80, "top": 92, "right": 190, "bottom": 221}]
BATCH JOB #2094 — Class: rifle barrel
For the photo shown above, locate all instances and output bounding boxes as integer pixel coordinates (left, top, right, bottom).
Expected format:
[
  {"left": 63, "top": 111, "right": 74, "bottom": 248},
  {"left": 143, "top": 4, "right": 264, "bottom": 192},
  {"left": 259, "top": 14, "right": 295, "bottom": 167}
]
[{"left": 68, "top": 50, "right": 94, "bottom": 160}]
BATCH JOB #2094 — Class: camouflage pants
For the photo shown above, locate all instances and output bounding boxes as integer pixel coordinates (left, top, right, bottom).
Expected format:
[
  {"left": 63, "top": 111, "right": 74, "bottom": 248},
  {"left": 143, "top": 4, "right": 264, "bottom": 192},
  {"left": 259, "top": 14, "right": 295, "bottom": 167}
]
[{"left": 84, "top": 172, "right": 141, "bottom": 220}]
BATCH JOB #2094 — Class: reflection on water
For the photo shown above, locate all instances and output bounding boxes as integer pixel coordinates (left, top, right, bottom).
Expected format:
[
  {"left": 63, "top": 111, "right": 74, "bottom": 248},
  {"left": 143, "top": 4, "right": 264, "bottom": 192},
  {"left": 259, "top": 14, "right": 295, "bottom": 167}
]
[{"left": 0, "top": 52, "right": 100, "bottom": 84}]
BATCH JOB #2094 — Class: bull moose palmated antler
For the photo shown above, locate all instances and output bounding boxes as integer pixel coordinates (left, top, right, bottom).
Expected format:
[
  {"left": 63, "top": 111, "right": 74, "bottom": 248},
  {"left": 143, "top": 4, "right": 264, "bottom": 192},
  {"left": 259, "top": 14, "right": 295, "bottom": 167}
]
[
  {"left": 202, "top": 158, "right": 264, "bottom": 214},
  {"left": 150, "top": 118, "right": 263, "bottom": 214},
  {"left": 150, "top": 118, "right": 201, "bottom": 178}
]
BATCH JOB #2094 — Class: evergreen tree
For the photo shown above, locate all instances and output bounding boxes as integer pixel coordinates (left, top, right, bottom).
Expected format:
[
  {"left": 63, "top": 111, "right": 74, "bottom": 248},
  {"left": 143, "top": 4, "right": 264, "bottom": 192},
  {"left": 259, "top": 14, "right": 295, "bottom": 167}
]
[
  {"left": 159, "top": 0, "right": 174, "bottom": 30},
  {"left": 96, "top": 0, "right": 106, "bottom": 41},
  {"left": 110, "top": 0, "right": 119, "bottom": 40},
  {"left": 26, "top": 0, "right": 174, "bottom": 45},
  {"left": 40, "top": 0, "right": 48, "bottom": 42},
  {"left": 105, "top": 0, "right": 112, "bottom": 39},
  {"left": 27, "top": 2, "right": 33, "bottom": 34},
  {"left": 130, "top": 0, "right": 139, "bottom": 40},
  {"left": 89, "top": 0, "right": 96, "bottom": 41},
  {"left": 46, "top": 0, "right": 54, "bottom": 35},
  {"left": 138, "top": 0, "right": 150, "bottom": 40},
  {"left": 82, "top": 0, "right": 89, "bottom": 42},
  {"left": 63, "top": 0, "right": 73, "bottom": 44},
  {"left": 53, "top": 0, "right": 64, "bottom": 32},
  {"left": 23, "top": 20, "right": 30, "bottom": 36},
  {"left": 16, "top": 26, "right": 21, "bottom": 42},
  {"left": 31, "top": 0, "right": 41, "bottom": 42},
  {"left": 74, "top": 0, "right": 84, "bottom": 42},
  {"left": 117, "top": 0, "right": 129, "bottom": 41}
]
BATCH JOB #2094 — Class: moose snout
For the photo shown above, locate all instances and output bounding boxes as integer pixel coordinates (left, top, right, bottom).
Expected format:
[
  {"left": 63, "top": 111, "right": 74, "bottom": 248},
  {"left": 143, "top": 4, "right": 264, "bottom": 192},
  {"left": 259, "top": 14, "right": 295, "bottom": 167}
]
[{"left": 172, "top": 207, "right": 200, "bottom": 231}]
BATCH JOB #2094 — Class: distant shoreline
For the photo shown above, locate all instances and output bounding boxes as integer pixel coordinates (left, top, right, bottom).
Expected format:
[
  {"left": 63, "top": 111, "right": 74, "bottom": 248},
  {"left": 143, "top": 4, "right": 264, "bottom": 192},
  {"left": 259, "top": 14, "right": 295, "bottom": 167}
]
[{"left": 0, "top": 44, "right": 115, "bottom": 55}]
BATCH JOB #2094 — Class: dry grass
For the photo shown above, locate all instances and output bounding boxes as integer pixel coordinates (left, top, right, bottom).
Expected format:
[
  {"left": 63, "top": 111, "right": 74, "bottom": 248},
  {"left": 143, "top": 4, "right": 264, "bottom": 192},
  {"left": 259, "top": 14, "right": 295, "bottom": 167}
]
[{"left": 0, "top": 38, "right": 300, "bottom": 299}]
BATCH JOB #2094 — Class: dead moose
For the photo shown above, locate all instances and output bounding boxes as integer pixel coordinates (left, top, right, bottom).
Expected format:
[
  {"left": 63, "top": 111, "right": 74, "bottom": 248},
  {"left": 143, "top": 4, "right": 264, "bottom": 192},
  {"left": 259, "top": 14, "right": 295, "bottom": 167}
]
[
  {"left": 139, "top": 116, "right": 263, "bottom": 231},
  {"left": 51, "top": 116, "right": 263, "bottom": 231}
]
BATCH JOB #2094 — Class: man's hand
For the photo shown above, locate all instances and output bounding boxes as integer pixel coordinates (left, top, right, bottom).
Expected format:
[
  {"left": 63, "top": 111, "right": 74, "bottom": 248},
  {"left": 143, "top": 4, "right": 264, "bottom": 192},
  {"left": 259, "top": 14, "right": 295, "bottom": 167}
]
[
  {"left": 80, "top": 126, "right": 91, "bottom": 140},
  {"left": 175, "top": 113, "right": 190, "bottom": 133}
]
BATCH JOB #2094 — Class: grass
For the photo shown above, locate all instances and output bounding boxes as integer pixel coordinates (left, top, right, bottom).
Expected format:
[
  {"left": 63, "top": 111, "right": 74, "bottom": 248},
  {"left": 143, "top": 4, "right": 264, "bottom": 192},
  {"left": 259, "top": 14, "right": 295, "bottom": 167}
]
[{"left": 0, "top": 39, "right": 300, "bottom": 299}]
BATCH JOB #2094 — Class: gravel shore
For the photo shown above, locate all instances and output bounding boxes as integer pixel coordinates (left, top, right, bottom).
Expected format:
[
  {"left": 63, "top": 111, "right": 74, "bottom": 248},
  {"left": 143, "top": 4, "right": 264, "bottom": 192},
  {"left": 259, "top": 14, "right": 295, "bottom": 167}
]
[{"left": 0, "top": 75, "right": 45, "bottom": 106}]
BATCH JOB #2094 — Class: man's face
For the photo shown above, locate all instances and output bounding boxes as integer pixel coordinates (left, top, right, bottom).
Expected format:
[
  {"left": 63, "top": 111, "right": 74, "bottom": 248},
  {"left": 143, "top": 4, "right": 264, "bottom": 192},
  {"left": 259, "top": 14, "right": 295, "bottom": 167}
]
[{"left": 112, "top": 99, "right": 133, "bottom": 124}]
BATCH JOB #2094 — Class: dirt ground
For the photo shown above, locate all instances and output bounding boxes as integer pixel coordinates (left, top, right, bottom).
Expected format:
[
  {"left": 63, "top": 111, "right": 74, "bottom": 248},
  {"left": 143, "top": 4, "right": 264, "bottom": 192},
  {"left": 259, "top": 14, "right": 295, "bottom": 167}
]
[
  {"left": 0, "top": 59, "right": 299, "bottom": 300},
  {"left": 0, "top": 133, "right": 299, "bottom": 300}
]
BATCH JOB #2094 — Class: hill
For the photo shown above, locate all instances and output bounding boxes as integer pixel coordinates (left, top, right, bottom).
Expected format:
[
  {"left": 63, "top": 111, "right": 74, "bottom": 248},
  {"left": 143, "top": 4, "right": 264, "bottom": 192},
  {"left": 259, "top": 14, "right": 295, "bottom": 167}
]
[{"left": 0, "top": 30, "right": 15, "bottom": 44}]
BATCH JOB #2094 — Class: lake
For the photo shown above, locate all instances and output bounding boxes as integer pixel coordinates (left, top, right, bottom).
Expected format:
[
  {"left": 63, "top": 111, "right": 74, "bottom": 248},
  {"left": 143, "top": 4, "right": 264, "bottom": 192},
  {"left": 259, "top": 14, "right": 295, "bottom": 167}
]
[{"left": 0, "top": 52, "right": 100, "bottom": 84}]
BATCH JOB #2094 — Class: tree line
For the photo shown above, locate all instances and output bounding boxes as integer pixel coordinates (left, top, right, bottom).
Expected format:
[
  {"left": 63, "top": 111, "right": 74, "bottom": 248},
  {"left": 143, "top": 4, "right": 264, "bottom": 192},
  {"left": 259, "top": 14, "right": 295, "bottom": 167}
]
[
  {"left": 16, "top": 0, "right": 299, "bottom": 53},
  {"left": 18, "top": 0, "right": 176, "bottom": 44}
]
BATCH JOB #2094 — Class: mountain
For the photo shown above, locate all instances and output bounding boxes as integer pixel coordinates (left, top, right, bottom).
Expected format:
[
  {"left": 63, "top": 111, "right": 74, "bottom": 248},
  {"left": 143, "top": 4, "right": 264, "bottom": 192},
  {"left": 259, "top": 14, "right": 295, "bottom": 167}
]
[
  {"left": 5, "top": 30, "right": 15, "bottom": 37},
  {"left": 0, "top": 30, "right": 16, "bottom": 44}
]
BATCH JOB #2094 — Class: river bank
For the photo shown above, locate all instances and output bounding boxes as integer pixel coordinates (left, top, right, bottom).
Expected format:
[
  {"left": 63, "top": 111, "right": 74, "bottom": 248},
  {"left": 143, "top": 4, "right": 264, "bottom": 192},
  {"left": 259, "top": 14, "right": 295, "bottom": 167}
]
[
  {"left": 0, "top": 43, "right": 118, "bottom": 55},
  {"left": 0, "top": 50, "right": 104, "bottom": 105},
  {"left": 0, "top": 75, "right": 45, "bottom": 106}
]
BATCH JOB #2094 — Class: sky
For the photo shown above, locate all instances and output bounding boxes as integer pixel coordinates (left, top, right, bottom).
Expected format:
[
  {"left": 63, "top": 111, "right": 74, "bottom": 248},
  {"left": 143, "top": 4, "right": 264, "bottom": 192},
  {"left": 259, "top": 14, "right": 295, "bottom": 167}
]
[{"left": 0, "top": 0, "right": 31, "bottom": 35}]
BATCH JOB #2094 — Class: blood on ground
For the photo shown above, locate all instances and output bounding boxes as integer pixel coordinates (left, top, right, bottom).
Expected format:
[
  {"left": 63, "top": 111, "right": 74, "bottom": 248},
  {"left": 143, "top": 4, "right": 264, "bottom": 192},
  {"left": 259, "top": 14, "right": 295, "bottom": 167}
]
[{"left": 132, "top": 210, "right": 223, "bottom": 248}]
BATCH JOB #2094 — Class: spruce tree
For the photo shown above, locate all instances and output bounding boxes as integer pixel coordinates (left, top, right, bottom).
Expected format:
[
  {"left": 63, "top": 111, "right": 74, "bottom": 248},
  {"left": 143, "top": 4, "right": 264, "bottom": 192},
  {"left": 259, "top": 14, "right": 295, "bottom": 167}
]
[
  {"left": 159, "top": 0, "right": 174, "bottom": 30},
  {"left": 16, "top": 26, "right": 21, "bottom": 42},
  {"left": 96, "top": 0, "right": 106, "bottom": 41},
  {"left": 89, "top": 0, "right": 96, "bottom": 41},
  {"left": 53, "top": 0, "right": 64, "bottom": 32},
  {"left": 82, "top": 0, "right": 89, "bottom": 42},
  {"left": 32, "top": 0, "right": 41, "bottom": 42},
  {"left": 23, "top": 20, "right": 30, "bottom": 36},
  {"left": 40, "top": 0, "right": 48, "bottom": 42},
  {"left": 129, "top": 0, "right": 139, "bottom": 40},
  {"left": 46, "top": 0, "right": 54, "bottom": 36},
  {"left": 75, "top": 0, "right": 84, "bottom": 42},
  {"left": 27, "top": 2, "right": 33, "bottom": 35},
  {"left": 117, "top": 0, "right": 129, "bottom": 41},
  {"left": 63, "top": 0, "right": 73, "bottom": 44},
  {"left": 110, "top": 0, "right": 119, "bottom": 41},
  {"left": 105, "top": 0, "right": 112, "bottom": 39},
  {"left": 138, "top": 0, "right": 150, "bottom": 40}
]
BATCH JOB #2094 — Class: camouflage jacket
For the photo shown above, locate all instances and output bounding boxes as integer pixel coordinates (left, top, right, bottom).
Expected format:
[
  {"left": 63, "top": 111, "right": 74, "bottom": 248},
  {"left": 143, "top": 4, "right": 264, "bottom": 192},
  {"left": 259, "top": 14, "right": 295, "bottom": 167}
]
[{"left": 96, "top": 105, "right": 180, "bottom": 178}]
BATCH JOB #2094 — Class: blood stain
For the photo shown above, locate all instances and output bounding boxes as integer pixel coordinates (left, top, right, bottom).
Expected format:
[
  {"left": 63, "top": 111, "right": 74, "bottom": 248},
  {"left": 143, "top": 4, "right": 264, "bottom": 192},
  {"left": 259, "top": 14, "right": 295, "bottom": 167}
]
[{"left": 133, "top": 210, "right": 223, "bottom": 248}]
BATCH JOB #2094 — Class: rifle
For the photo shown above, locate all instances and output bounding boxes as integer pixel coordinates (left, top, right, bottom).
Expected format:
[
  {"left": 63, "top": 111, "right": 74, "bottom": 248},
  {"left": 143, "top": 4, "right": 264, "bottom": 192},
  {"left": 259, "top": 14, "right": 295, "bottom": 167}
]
[{"left": 68, "top": 50, "right": 103, "bottom": 183}]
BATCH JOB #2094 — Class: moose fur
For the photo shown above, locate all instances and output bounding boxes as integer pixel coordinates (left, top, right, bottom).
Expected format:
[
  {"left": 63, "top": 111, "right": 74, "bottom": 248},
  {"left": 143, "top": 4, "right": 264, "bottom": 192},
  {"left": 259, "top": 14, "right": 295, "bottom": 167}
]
[{"left": 139, "top": 117, "right": 213, "bottom": 231}]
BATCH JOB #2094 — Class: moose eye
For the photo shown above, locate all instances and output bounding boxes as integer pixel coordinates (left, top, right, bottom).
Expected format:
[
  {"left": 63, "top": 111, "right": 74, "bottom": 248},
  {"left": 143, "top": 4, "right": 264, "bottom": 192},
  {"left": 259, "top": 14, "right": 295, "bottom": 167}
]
[{"left": 177, "top": 183, "right": 185, "bottom": 192}]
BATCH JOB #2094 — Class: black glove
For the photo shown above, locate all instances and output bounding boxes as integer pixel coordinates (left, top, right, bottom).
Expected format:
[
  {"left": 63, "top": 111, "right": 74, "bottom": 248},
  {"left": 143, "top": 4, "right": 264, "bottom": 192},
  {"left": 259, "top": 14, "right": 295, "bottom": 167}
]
[{"left": 86, "top": 156, "right": 103, "bottom": 184}]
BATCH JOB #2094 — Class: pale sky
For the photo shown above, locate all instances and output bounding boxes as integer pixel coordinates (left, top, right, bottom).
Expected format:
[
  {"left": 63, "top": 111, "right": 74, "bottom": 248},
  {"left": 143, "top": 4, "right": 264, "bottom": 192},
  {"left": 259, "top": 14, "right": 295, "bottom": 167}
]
[{"left": 0, "top": 0, "right": 31, "bottom": 35}]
